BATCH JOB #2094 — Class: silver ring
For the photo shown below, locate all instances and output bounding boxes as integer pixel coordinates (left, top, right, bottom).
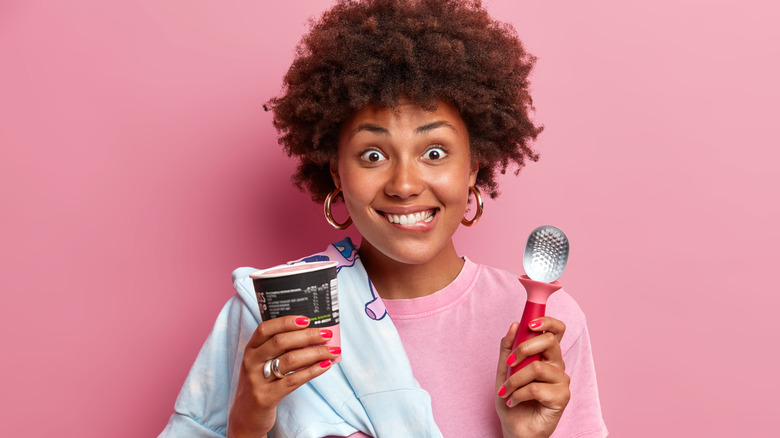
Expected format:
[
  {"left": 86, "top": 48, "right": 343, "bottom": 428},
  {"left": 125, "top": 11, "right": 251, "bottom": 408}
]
[
  {"left": 263, "top": 359, "right": 274, "bottom": 379},
  {"left": 271, "top": 358, "right": 285, "bottom": 379}
]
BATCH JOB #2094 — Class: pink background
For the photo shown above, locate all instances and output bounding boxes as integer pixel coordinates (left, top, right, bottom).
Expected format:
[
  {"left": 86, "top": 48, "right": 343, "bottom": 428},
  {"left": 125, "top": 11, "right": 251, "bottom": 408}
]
[{"left": 2, "top": 1, "right": 778, "bottom": 436}]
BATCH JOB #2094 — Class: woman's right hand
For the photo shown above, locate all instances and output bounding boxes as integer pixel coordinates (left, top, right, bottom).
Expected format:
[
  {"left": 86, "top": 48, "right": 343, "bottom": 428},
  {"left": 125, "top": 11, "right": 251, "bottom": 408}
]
[{"left": 227, "top": 315, "right": 340, "bottom": 438}]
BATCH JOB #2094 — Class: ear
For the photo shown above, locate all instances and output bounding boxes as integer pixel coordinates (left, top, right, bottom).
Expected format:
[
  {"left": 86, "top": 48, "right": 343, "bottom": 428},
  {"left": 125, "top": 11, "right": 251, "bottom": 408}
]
[{"left": 329, "top": 156, "right": 341, "bottom": 188}]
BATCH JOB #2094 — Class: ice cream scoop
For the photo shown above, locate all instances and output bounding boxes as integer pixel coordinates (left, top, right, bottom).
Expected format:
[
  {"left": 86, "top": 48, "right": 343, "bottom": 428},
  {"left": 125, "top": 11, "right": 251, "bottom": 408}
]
[{"left": 509, "top": 225, "right": 569, "bottom": 376}]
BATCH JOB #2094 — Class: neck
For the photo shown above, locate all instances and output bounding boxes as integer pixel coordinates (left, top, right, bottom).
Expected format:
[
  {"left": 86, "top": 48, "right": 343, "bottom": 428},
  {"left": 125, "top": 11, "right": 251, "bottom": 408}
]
[{"left": 358, "top": 239, "right": 465, "bottom": 300}]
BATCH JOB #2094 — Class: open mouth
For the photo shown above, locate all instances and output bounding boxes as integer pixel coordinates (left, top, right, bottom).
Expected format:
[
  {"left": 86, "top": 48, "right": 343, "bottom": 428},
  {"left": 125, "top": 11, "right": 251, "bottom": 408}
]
[{"left": 381, "top": 209, "right": 437, "bottom": 225}]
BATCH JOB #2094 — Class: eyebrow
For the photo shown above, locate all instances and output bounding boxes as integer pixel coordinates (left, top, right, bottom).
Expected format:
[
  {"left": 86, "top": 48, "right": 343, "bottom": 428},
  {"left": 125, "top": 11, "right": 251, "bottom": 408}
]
[
  {"left": 415, "top": 121, "right": 456, "bottom": 134},
  {"left": 349, "top": 120, "right": 457, "bottom": 138},
  {"left": 351, "top": 123, "right": 389, "bottom": 137}
]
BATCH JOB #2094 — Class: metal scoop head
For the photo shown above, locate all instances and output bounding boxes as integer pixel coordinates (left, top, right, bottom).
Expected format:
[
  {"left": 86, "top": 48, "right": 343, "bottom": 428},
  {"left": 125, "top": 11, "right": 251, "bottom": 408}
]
[{"left": 523, "top": 225, "right": 569, "bottom": 283}]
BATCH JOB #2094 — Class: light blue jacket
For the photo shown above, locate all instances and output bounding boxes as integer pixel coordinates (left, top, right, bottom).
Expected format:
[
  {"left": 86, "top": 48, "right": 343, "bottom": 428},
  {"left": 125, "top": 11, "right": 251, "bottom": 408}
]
[{"left": 160, "top": 238, "right": 442, "bottom": 437}]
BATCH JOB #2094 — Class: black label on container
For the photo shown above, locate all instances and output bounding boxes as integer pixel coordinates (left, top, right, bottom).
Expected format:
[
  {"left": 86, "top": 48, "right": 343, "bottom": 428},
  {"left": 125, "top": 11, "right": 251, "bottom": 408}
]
[{"left": 253, "top": 267, "right": 339, "bottom": 327}]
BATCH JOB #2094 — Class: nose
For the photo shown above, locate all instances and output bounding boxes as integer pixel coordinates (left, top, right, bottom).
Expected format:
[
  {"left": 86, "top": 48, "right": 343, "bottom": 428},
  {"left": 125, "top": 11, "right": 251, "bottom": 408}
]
[{"left": 384, "top": 158, "right": 424, "bottom": 199}]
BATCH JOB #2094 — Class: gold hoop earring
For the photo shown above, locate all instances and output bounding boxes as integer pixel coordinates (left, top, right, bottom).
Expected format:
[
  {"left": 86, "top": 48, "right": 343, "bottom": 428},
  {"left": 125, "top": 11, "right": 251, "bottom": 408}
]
[
  {"left": 461, "top": 186, "right": 484, "bottom": 227},
  {"left": 324, "top": 188, "right": 352, "bottom": 230}
]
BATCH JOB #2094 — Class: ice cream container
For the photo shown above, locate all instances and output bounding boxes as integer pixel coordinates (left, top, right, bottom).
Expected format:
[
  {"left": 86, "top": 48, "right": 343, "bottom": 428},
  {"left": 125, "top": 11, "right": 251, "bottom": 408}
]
[{"left": 250, "top": 261, "right": 340, "bottom": 363}]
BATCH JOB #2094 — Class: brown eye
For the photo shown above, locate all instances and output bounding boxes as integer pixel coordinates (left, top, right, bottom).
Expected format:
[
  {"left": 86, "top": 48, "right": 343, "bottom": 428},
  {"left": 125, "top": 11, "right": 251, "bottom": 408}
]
[
  {"left": 360, "top": 149, "right": 387, "bottom": 163},
  {"left": 423, "top": 146, "right": 447, "bottom": 160}
]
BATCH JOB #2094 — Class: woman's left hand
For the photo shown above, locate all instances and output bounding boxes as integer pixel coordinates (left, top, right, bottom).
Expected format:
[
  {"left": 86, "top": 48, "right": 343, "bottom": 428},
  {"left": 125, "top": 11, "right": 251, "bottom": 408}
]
[{"left": 494, "top": 317, "right": 571, "bottom": 438}]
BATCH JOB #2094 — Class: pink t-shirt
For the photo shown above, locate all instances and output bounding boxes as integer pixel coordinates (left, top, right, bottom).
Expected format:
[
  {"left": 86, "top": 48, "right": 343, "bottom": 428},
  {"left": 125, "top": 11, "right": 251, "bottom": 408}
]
[{"left": 348, "top": 258, "right": 607, "bottom": 437}]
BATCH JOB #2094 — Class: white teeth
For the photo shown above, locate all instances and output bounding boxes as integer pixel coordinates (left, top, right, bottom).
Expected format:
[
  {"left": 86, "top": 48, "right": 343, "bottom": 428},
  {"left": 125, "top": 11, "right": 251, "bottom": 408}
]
[{"left": 385, "top": 210, "right": 435, "bottom": 225}]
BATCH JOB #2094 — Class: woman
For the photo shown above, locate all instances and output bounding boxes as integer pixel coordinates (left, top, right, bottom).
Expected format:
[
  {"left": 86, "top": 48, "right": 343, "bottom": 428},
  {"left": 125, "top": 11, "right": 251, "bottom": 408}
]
[{"left": 161, "top": 1, "right": 606, "bottom": 437}]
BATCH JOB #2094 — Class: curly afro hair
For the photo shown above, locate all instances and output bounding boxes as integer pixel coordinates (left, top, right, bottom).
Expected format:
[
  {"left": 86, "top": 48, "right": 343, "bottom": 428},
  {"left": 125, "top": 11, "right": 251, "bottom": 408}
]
[{"left": 266, "top": 0, "right": 542, "bottom": 203}]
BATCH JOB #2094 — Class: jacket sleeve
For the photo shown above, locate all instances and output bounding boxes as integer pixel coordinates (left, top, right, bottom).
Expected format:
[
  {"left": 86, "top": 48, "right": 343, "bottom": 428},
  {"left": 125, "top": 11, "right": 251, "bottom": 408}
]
[{"left": 159, "top": 295, "right": 256, "bottom": 438}]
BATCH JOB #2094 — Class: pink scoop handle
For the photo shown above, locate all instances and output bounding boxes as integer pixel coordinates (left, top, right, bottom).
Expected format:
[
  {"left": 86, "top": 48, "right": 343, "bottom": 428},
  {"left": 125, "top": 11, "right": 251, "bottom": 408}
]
[
  {"left": 509, "top": 276, "right": 563, "bottom": 377},
  {"left": 509, "top": 301, "right": 546, "bottom": 375}
]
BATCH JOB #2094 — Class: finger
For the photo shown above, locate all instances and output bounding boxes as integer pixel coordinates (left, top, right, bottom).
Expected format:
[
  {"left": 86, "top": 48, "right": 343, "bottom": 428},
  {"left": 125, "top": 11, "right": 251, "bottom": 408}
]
[
  {"left": 247, "top": 315, "right": 311, "bottom": 349},
  {"left": 499, "top": 360, "right": 570, "bottom": 401},
  {"left": 248, "top": 327, "right": 335, "bottom": 368},
  {"left": 541, "top": 338, "right": 564, "bottom": 369},
  {"left": 505, "top": 380, "right": 571, "bottom": 411},
  {"left": 237, "top": 344, "right": 339, "bottom": 406},
  {"left": 528, "top": 316, "right": 566, "bottom": 344},
  {"left": 496, "top": 322, "right": 518, "bottom": 392},
  {"left": 269, "top": 356, "right": 335, "bottom": 397},
  {"left": 273, "top": 345, "right": 342, "bottom": 376},
  {"left": 505, "top": 331, "right": 559, "bottom": 368}
]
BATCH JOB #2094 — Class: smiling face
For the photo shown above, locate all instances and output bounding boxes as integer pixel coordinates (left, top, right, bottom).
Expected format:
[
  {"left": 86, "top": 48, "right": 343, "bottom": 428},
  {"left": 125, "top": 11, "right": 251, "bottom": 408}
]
[{"left": 331, "top": 101, "right": 478, "bottom": 268}]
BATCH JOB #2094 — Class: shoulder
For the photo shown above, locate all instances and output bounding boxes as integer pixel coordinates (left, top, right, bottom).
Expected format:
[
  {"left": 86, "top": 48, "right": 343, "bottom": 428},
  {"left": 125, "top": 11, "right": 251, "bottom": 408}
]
[
  {"left": 472, "top": 261, "right": 588, "bottom": 353},
  {"left": 546, "top": 287, "right": 587, "bottom": 354}
]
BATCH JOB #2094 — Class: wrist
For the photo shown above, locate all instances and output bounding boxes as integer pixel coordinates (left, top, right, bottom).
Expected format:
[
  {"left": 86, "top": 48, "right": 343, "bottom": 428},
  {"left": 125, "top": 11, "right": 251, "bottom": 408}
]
[
  {"left": 502, "top": 426, "right": 550, "bottom": 438},
  {"left": 227, "top": 413, "right": 270, "bottom": 438},
  {"left": 227, "top": 425, "right": 268, "bottom": 438}
]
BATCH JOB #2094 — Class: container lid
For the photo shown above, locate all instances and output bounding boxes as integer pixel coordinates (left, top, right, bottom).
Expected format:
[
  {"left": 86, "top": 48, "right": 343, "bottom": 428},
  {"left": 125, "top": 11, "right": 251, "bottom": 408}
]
[{"left": 249, "top": 261, "right": 338, "bottom": 279}]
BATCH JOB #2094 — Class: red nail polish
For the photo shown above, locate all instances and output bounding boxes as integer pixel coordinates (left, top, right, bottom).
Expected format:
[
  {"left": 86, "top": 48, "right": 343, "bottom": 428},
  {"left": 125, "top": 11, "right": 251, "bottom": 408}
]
[
  {"left": 328, "top": 347, "right": 341, "bottom": 355},
  {"left": 320, "top": 329, "right": 333, "bottom": 339},
  {"left": 529, "top": 319, "right": 542, "bottom": 329},
  {"left": 506, "top": 353, "right": 516, "bottom": 366},
  {"left": 498, "top": 386, "right": 506, "bottom": 397},
  {"left": 295, "top": 317, "right": 310, "bottom": 326},
  {"left": 506, "top": 398, "right": 513, "bottom": 407},
  {"left": 320, "top": 359, "right": 332, "bottom": 368}
]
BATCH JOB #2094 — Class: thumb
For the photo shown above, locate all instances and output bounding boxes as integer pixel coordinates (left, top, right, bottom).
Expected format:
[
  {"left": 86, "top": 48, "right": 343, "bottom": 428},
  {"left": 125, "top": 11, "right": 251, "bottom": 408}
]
[{"left": 495, "top": 322, "right": 519, "bottom": 389}]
